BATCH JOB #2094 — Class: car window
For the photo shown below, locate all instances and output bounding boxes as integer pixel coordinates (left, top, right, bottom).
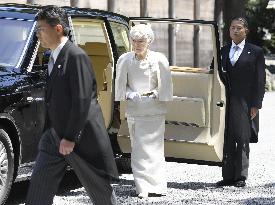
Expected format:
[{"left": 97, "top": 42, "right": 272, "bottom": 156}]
[
  {"left": 72, "top": 20, "right": 107, "bottom": 45},
  {"left": 0, "top": 18, "right": 33, "bottom": 67},
  {"left": 109, "top": 22, "right": 130, "bottom": 57}
]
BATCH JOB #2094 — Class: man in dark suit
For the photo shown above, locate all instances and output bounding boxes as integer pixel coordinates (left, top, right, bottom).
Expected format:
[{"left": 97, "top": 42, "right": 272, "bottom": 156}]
[
  {"left": 217, "top": 17, "right": 265, "bottom": 188},
  {"left": 26, "top": 6, "right": 118, "bottom": 205}
]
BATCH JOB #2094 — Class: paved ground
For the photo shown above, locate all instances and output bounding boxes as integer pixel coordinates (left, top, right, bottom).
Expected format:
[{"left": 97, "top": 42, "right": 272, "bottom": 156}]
[{"left": 6, "top": 92, "right": 275, "bottom": 205}]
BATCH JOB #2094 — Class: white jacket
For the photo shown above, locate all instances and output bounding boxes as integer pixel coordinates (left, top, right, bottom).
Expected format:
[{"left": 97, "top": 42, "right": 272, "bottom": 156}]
[{"left": 115, "top": 51, "right": 173, "bottom": 102}]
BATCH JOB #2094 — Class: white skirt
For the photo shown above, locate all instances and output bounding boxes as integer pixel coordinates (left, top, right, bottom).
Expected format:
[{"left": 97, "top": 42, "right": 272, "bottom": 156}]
[{"left": 127, "top": 115, "right": 167, "bottom": 195}]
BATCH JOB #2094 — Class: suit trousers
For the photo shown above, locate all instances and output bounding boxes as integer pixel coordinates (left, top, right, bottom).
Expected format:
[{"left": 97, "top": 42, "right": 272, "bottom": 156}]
[
  {"left": 222, "top": 96, "right": 250, "bottom": 181},
  {"left": 26, "top": 130, "right": 116, "bottom": 205}
]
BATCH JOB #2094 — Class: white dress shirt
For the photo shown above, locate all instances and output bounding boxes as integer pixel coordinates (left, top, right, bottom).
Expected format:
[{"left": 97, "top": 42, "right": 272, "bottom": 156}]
[
  {"left": 48, "top": 37, "right": 68, "bottom": 75},
  {"left": 229, "top": 39, "right": 245, "bottom": 66}
]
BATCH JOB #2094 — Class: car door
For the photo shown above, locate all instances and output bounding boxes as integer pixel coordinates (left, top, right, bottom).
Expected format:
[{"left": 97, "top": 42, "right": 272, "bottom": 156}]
[
  {"left": 116, "top": 18, "right": 227, "bottom": 164},
  {"left": 20, "top": 28, "right": 48, "bottom": 163},
  {"left": 0, "top": 17, "right": 46, "bottom": 163},
  {"left": 69, "top": 15, "right": 115, "bottom": 129}
]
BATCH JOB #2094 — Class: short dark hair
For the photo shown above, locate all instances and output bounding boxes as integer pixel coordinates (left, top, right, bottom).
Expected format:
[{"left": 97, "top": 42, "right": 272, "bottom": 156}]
[
  {"left": 36, "top": 6, "right": 69, "bottom": 36},
  {"left": 231, "top": 17, "right": 249, "bottom": 29}
]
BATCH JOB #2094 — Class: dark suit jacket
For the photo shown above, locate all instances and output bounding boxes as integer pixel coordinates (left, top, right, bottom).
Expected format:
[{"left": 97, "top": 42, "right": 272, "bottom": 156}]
[
  {"left": 45, "top": 40, "right": 118, "bottom": 180},
  {"left": 221, "top": 42, "right": 265, "bottom": 109},
  {"left": 221, "top": 42, "right": 266, "bottom": 142}
]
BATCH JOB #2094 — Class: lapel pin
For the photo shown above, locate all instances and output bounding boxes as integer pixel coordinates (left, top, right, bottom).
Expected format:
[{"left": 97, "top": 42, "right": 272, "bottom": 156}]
[
  {"left": 248, "top": 51, "right": 251, "bottom": 54},
  {"left": 58, "top": 65, "right": 62, "bottom": 69}
]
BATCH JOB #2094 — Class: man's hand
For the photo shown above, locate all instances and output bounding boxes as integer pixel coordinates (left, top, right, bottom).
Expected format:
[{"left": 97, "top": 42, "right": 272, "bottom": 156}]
[
  {"left": 59, "top": 138, "right": 75, "bottom": 155},
  {"left": 250, "top": 107, "right": 259, "bottom": 120}
]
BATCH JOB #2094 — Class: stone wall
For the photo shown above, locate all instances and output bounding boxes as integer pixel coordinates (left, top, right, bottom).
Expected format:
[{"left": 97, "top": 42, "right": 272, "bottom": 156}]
[
  {"left": 0, "top": 0, "right": 214, "bottom": 20},
  {"left": 0, "top": 0, "right": 70, "bottom": 6},
  {"left": 0, "top": 0, "right": 215, "bottom": 67}
]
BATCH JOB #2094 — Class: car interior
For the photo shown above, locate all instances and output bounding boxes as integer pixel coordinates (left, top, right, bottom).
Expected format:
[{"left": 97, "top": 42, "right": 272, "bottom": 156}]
[{"left": 72, "top": 18, "right": 114, "bottom": 128}]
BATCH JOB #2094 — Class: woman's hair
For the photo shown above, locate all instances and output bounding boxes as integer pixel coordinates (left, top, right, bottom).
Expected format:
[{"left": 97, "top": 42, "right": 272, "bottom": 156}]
[
  {"left": 129, "top": 24, "right": 155, "bottom": 44},
  {"left": 36, "top": 6, "right": 70, "bottom": 36}
]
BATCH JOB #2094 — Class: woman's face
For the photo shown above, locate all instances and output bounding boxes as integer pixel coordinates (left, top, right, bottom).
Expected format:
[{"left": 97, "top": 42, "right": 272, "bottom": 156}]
[{"left": 131, "top": 37, "right": 149, "bottom": 55}]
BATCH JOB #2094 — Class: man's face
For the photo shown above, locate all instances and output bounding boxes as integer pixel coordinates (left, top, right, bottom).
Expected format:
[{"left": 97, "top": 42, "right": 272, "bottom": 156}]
[
  {"left": 36, "top": 20, "right": 59, "bottom": 49},
  {"left": 229, "top": 20, "right": 247, "bottom": 44}
]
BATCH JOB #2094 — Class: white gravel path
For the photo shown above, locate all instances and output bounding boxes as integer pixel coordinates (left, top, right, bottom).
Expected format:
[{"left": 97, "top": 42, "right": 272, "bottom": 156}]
[{"left": 18, "top": 92, "right": 275, "bottom": 205}]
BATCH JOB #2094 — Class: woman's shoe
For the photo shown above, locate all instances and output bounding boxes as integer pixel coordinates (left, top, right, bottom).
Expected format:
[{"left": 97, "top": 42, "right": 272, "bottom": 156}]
[{"left": 138, "top": 192, "right": 148, "bottom": 198}]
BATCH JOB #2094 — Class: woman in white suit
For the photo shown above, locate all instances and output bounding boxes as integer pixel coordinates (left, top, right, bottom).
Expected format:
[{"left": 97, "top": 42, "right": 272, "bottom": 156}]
[{"left": 115, "top": 24, "right": 173, "bottom": 198}]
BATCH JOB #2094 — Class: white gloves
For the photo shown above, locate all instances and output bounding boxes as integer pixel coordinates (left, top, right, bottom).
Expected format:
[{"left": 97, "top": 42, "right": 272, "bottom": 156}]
[
  {"left": 127, "top": 91, "right": 157, "bottom": 102},
  {"left": 148, "top": 93, "right": 157, "bottom": 99},
  {"left": 127, "top": 92, "right": 141, "bottom": 102}
]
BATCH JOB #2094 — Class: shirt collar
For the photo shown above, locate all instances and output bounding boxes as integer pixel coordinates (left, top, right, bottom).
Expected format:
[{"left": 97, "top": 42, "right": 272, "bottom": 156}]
[
  {"left": 51, "top": 37, "right": 68, "bottom": 63},
  {"left": 231, "top": 39, "right": 246, "bottom": 50}
]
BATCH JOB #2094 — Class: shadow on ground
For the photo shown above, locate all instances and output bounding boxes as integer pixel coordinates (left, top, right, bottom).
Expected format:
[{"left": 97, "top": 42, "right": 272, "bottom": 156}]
[
  {"left": 168, "top": 181, "right": 215, "bottom": 190},
  {"left": 6, "top": 170, "right": 82, "bottom": 205}
]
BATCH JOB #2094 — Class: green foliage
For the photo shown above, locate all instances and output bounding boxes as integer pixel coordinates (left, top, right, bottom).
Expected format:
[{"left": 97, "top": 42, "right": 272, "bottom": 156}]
[{"left": 245, "top": 0, "right": 275, "bottom": 54}]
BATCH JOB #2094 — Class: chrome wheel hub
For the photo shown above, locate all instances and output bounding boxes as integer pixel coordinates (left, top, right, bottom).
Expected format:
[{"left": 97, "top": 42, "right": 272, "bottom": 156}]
[{"left": 0, "top": 141, "right": 8, "bottom": 191}]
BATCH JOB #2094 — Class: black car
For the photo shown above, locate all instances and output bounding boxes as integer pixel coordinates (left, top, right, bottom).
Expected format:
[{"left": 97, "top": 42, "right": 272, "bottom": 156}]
[{"left": 0, "top": 3, "right": 226, "bottom": 204}]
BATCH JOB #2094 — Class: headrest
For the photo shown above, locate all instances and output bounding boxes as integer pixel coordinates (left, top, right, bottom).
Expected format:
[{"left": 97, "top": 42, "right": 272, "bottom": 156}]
[{"left": 84, "top": 42, "right": 108, "bottom": 56}]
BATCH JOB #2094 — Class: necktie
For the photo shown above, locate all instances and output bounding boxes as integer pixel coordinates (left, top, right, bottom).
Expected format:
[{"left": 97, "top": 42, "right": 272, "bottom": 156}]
[
  {"left": 48, "top": 54, "right": 54, "bottom": 75},
  {"left": 230, "top": 45, "right": 239, "bottom": 66}
]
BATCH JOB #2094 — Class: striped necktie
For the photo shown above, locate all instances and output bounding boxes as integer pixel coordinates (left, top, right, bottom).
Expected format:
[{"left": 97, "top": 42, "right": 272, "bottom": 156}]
[{"left": 48, "top": 54, "right": 54, "bottom": 75}]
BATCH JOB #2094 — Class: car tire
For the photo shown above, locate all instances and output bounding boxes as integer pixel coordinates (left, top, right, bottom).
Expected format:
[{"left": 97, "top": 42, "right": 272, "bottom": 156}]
[
  {"left": 0, "top": 128, "right": 14, "bottom": 205},
  {"left": 115, "top": 156, "right": 132, "bottom": 174}
]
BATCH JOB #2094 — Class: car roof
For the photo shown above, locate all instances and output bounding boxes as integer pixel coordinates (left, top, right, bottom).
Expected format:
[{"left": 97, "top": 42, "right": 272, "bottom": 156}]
[{"left": 0, "top": 3, "right": 129, "bottom": 25}]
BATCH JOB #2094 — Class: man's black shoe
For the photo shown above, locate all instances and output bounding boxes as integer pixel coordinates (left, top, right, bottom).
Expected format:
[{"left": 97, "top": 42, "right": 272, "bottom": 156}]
[
  {"left": 216, "top": 180, "right": 234, "bottom": 187},
  {"left": 234, "top": 180, "right": 246, "bottom": 187}
]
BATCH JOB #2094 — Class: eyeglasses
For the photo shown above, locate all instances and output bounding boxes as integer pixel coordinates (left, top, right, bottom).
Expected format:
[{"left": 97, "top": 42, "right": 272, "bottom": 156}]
[
  {"left": 131, "top": 39, "right": 147, "bottom": 45},
  {"left": 35, "top": 26, "right": 46, "bottom": 33}
]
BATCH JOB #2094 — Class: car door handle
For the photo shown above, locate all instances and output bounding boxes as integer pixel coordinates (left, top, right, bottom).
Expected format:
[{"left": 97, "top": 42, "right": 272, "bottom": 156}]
[
  {"left": 216, "top": 101, "right": 224, "bottom": 107},
  {"left": 34, "top": 97, "right": 44, "bottom": 101},
  {"left": 26, "top": 97, "right": 44, "bottom": 102},
  {"left": 26, "top": 97, "right": 34, "bottom": 103}
]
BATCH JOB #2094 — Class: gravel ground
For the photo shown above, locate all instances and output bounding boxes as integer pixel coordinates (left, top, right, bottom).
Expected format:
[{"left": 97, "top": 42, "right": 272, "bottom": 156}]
[{"left": 7, "top": 92, "right": 275, "bottom": 205}]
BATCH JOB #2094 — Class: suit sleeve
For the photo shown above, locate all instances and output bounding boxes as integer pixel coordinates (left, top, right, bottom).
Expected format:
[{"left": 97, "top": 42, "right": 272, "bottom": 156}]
[
  {"left": 251, "top": 48, "right": 266, "bottom": 109},
  {"left": 64, "top": 52, "right": 93, "bottom": 142}
]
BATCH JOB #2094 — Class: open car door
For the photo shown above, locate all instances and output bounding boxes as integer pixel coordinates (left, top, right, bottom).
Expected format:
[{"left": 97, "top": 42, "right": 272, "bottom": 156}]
[
  {"left": 117, "top": 17, "right": 227, "bottom": 164},
  {"left": 69, "top": 16, "right": 115, "bottom": 129}
]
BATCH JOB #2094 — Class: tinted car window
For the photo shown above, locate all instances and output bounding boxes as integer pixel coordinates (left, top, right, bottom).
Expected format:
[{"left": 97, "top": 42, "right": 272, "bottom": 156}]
[
  {"left": 110, "top": 22, "right": 129, "bottom": 57},
  {"left": 0, "top": 18, "right": 33, "bottom": 67}
]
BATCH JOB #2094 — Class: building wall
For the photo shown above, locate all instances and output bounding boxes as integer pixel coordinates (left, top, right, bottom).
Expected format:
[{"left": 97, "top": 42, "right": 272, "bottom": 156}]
[
  {"left": 0, "top": 0, "right": 215, "bottom": 67},
  {"left": 0, "top": 0, "right": 214, "bottom": 20},
  {"left": 0, "top": 0, "right": 70, "bottom": 6}
]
